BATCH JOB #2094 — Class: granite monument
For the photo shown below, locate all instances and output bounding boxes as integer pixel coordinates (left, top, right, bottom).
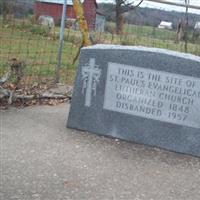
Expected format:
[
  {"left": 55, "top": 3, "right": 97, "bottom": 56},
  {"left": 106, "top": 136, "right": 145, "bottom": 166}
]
[{"left": 67, "top": 44, "right": 200, "bottom": 157}]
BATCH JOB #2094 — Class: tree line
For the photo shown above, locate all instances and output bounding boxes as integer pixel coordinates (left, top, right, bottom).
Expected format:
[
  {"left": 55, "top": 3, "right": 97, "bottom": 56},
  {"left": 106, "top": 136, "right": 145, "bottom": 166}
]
[
  {"left": 99, "top": 2, "right": 200, "bottom": 30},
  {"left": 1, "top": 0, "right": 200, "bottom": 34}
]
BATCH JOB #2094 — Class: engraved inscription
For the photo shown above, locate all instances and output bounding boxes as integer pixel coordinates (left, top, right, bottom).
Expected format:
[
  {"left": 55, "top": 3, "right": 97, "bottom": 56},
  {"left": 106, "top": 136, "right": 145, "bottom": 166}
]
[{"left": 103, "top": 63, "right": 200, "bottom": 129}]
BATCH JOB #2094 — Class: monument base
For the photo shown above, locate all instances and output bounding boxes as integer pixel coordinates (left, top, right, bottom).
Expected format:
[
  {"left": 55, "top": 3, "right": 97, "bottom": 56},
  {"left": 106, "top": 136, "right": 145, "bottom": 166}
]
[{"left": 67, "top": 45, "right": 200, "bottom": 157}]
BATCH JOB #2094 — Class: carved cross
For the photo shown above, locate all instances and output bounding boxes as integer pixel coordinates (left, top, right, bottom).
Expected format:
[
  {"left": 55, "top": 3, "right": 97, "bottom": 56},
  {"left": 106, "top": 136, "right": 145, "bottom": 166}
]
[{"left": 82, "top": 58, "right": 101, "bottom": 107}]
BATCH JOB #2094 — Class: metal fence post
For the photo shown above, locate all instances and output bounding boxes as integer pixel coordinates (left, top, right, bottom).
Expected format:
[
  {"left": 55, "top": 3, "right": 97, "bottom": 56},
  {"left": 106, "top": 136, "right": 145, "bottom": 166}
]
[
  {"left": 55, "top": 0, "right": 67, "bottom": 84},
  {"left": 184, "top": 0, "right": 189, "bottom": 53}
]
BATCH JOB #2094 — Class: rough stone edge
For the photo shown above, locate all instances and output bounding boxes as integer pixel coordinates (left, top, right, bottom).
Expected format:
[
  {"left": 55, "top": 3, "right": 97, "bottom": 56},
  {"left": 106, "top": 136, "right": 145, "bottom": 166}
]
[{"left": 82, "top": 44, "right": 200, "bottom": 63}]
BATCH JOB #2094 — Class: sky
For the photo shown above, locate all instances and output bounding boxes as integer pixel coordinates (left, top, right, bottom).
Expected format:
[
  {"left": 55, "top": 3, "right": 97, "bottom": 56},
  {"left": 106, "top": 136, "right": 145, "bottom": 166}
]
[{"left": 97, "top": 0, "right": 200, "bottom": 14}]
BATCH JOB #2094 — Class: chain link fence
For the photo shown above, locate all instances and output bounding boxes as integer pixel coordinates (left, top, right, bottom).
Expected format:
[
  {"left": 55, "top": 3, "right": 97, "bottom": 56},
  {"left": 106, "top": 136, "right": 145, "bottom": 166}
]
[
  {"left": 0, "top": 0, "right": 200, "bottom": 92},
  {"left": 0, "top": 16, "right": 78, "bottom": 86}
]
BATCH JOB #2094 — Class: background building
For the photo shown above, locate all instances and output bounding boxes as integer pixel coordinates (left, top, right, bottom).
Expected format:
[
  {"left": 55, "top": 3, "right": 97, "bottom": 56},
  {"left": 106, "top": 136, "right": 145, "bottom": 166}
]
[{"left": 34, "top": 0, "right": 98, "bottom": 30}]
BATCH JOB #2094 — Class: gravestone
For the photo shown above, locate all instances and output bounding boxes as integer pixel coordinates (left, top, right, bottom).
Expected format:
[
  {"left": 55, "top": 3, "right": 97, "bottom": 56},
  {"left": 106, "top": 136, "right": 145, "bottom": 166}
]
[{"left": 67, "top": 44, "right": 200, "bottom": 157}]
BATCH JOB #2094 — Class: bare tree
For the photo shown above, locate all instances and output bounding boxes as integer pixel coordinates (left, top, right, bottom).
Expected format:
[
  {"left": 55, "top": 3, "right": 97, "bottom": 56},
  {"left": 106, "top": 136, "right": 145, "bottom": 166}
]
[
  {"left": 2, "top": 0, "right": 16, "bottom": 23},
  {"left": 115, "top": 0, "right": 144, "bottom": 34}
]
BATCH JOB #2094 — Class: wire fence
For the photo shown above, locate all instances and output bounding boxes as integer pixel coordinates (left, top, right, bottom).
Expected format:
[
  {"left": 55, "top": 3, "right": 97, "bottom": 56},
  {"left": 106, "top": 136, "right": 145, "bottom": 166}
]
[
  {"left": 1, "top": 0, "right": 200, "bottom": 90},
  {"left": 0, "top": 17, "right": 78, "bottom": 86}
]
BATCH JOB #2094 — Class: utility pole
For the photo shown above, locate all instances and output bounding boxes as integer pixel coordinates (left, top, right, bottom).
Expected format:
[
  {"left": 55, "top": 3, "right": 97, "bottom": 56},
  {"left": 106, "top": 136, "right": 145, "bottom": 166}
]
[
  {"left": 55, "top": 0, "right": 67, "bottom": 84},
  {"left": 145, "top": 0, "right": 200, "bottom": 10},
  {"left": 184, "top": 0, "right": 189, "bottom": 53}
]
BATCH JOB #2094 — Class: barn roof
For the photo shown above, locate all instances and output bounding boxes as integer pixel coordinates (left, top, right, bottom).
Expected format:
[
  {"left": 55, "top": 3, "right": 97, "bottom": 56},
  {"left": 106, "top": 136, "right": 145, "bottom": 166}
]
[
  {"left": 159, "top": 21, "right": 172, "bottom": 27},
  {"left": 36, "top": 0, "right": 97, "bottom": 7},
  {"left": 96, "top": 11, "right": 105, "bottom": 16},
  {"left": 36, "top": 0, "right": 73, "bottom": 5},
  {"left": 195, "top": 22, "right": 200, "bottom": 29}
]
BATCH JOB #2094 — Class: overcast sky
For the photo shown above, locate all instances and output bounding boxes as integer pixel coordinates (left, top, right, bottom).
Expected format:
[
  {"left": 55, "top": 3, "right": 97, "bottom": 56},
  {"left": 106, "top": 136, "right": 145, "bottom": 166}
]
[{"left": 97, "top": 0, "right": 200, "bottom": 14}]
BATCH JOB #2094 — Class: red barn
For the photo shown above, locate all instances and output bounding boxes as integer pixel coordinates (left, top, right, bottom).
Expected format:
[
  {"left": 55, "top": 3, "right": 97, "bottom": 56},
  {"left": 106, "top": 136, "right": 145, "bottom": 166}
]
[{"left": 34, "top": 0, "right": 98, "bottom": 30}]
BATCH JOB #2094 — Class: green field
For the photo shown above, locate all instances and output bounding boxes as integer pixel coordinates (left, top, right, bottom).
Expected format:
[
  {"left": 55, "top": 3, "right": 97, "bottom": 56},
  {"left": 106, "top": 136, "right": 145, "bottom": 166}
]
[
  {"left": 0, "top": 24, "right": 78, "bottom": 84},
  {"left": 1, "top": 20, "right": 200, "bottom": 86}
]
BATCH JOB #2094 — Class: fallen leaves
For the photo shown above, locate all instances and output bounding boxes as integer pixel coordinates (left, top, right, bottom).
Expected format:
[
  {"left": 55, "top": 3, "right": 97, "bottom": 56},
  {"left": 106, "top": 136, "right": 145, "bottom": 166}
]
[{"left": 0, "top": 82, "right": 73, "bottom": 109}]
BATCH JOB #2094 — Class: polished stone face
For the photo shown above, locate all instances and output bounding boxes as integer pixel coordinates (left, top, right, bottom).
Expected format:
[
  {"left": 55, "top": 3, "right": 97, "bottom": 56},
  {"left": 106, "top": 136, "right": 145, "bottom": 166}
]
[
  {"left": 67, "top": 44, "right": 200, "bottom": 157},
  {"left": 104, "top": 62, "right": 200, "bottom": 129}
]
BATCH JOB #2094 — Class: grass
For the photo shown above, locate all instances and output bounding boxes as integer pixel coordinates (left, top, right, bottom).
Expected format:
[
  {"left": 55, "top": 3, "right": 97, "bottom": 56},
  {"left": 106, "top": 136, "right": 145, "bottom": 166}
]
[
  {"left": 124, "top": 23, "right": 176, "bottom": 40},
  {"left": 104, "top": 22, "right": 200, "bottom": 55},
  {"left": 0, "top": 23, "right": 78, "bottom": 85},
  {"left": 1, "top": 19, "right": 200, "bottom": 86}
]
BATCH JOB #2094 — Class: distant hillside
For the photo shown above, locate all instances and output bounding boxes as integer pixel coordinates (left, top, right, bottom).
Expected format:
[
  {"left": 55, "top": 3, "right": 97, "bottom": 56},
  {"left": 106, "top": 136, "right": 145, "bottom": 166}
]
[
  {"left": 98, "top": 3, "right": 200, "bottom": 29},
  {"left": 0, "top": 0, "right": 34, "bottom": 16},
  {"left": 2, "top": 1, "right": 200, "bottom": 29},
  {"left": 15, "top": 0, "right": 34, "bottom": 16}
]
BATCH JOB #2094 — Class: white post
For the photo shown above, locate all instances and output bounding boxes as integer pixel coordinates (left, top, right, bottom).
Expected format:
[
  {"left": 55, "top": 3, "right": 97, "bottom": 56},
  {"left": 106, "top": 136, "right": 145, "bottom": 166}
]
[{"left": 55, "top": 0, "right": 67, "bottom": 83}]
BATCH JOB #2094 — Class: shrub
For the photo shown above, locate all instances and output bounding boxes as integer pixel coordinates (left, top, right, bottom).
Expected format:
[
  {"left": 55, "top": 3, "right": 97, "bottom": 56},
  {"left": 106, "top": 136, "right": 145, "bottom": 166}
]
[{"left": 30, "top": 25, "right": 49, "bottom": 36}]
